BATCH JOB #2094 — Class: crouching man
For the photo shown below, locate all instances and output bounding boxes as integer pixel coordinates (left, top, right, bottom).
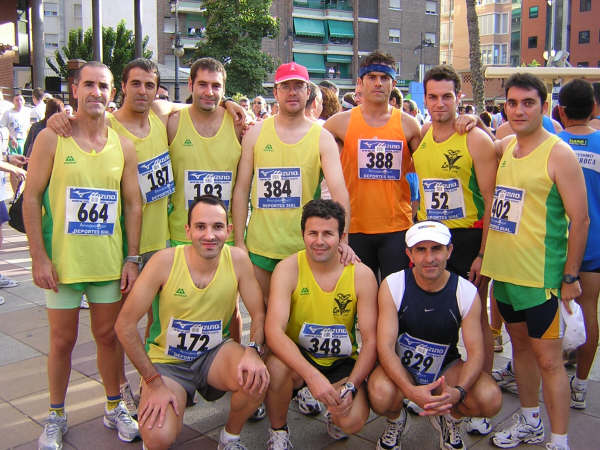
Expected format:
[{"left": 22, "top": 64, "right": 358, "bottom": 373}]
[{"left": 369, "top": 221, "right": 501, "bottom": 450}]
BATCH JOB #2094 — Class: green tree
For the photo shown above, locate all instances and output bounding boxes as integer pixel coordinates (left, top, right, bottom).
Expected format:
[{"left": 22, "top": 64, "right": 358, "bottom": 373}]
[
  {"left": 46, "top": 20, "right": 152, "bottom": 96},
  {"left": 192, "top": 0, "right": 279, "bottom": 96}
]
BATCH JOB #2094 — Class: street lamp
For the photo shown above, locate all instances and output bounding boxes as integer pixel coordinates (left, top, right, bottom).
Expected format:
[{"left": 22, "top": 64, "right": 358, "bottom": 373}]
[{"left": 171, "top": 0, "right": 185, "bottom": 102}]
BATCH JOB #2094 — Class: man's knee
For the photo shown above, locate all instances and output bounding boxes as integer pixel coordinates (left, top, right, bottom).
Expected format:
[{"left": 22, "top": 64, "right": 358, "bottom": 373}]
[
  {"left": 467, "top": 377, "right": 502, "bottom": 418},
  {"left": 141, "top": 423, "right": 178, "bottom": 450},
  {"left": 92, "top": 324, "right": 118, "bottom": 347},
  {"left": 50, "top": 328, "right": 78, "bottom": 354},
  {"left": 367, "top": 369, "right": 400, "bottom": 413}
]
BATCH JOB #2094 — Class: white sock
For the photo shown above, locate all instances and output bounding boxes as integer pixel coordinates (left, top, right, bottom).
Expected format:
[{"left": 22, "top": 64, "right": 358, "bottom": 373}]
[
  {"left": 220, "top": 428, "right": 240, "bottom": 443},
  {"left": 573, "top": 377, "right": 588, "bottom": 391},
  {"left": 521, "top": 407, "right": 541, "bottom": 426},
  {"left": 550, "top": 432, "right": 568, "bottom": 448}
]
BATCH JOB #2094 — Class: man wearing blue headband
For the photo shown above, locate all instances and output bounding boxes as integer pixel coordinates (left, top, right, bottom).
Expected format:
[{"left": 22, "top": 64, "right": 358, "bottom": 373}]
[{"left": 324, "top": 51, "right": 422, "bottom": 283}]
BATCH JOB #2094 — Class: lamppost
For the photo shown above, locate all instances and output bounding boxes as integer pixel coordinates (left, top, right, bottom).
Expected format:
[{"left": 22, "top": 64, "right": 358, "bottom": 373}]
[{"left": 171, "top": 0, "right": 185, "bottom": 102}]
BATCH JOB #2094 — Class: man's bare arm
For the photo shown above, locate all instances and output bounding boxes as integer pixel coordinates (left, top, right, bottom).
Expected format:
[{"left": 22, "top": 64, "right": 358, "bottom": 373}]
[
  {"left": 401, "top": 112, "right": 422, "bottom": 153},
  {"left": 455, "top": 293, "right": 484, "bottom": 391}
]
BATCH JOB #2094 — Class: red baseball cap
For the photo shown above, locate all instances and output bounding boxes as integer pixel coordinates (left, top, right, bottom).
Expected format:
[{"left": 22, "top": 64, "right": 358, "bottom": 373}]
[{"left": 274, "top": 62, "right": 309, "bottom": 84}]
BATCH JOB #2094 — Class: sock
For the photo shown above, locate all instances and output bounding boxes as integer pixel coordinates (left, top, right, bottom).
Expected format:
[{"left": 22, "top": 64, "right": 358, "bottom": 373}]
[
  {"left": 49, "top": 403, "right": 65, "bottom": 417},
  {"left": 573, "top": 377, "right": 588, "bottom": 391},
  {"left": 550, "top": 433, "right": 568, "bottom": 448},
  {"left": 521, "top": 407, "right": 541, "bottom": 426},
  {"left": 272, "top": 424, "right": 289, "bottom": 432},
  {"left": 106, "top": 394, "right": 122, "bottom": 411},
  {"left": 221, "top": 428, "right": 240, "bottom": 442}
]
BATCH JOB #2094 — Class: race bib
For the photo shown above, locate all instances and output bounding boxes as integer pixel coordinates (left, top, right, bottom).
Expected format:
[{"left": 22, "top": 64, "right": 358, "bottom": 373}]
[
  {"left": 490, "top": 185, "right": 526, "bottom": 234},
  {"left": 65, "top": 187, "right": 118, "bottom": 235},
  {"left": 298, "top": 323, "right": 352, "bottom": 358},
  {"left": 574, "top": 151, "right": 600, "bottom": 173},
  {"left": 256, "top": 167, "right": 301, "bottom": 209},
  {"left": 358, "top": 139, "right": 402, "bottom": 180},
  {"left": 395, "top": 333, "right": 449, "bottom": 385},
  {"left": 422, "top": 178, "right": 466, "bottom": 220},
  {"left": 137, "top": 151, "right": 175, "bottom": 203},
  {"left": 184, "top": 170, "right": 232, "bottom": 210},
  {"left": 165, "top": 318, "right": 222, "bottom": 361}
]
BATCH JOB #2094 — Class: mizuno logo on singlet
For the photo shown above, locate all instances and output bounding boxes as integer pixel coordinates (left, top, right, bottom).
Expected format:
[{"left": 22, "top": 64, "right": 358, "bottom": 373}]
[
  {"left": 183, "top": 138, "right": 193, "bottom": 146},
  {"left": 264, "top": 144, "right": 273, "bottom": 152},
  {"left": 300, "top": 287, "right": 310, "bottom": 295},
  {"left": 174, "top": 288, "right": 187, "bottom": 297},
  {"left": 64, "top": 155, "right": 76, "bottom": 164}
]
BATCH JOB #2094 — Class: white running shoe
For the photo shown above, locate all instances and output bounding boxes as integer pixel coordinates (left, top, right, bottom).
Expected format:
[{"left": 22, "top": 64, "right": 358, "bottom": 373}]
[
  {"left": 545, "top": 443, "right": 570, "bottom": 450},
  {"left": 38, "top": 411, "right": 68, "bottom": 450},
  {"left": 266, "top": 428, "right": 293, "bottom": 449},
  {"left": 464, "top": 416, "right": 491, "bottom": 435},
  {"left": 376, "top": 408, "right": 407, "bottom": 450},
  {"left": 217, "top": 429, "right": 247, "bottom": 450},
  {"left": 429, "top": 415, "right": 465, "bottom": 450},
  {"left": 569, "top": 376, "right": 586, "bottom": 409},
  {"left": 403, "top": 398, "right": 424, "bottom": 415},
  {"left": 295, "top": 386, "right": 322, "bottom": 415},
  {"left": 491, "top": 413, "right": 544, "bottom": 448},
  {"left": 120, "top": 382, "right": 138, "bottom": 417},
  {"left": 492, "top": 361, "right": 518, "bottom": 394},
  {"left": 103, "top": 401, "right": 139, "bottom": 442},
  {"left": 325, "top": 412, "right": 348, "bottom": 440}
]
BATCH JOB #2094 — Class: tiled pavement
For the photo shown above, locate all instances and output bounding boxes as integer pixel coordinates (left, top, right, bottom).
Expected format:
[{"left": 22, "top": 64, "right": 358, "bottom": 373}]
[{"left": 1, "top": 225, "right": 600, "bottom": 449}]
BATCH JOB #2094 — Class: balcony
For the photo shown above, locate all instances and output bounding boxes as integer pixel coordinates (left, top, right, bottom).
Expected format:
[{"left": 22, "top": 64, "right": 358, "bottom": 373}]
[
  {"left": 293, "top": 0, "right": 352, "bottom": 11},
  {"left": 177, "top": 1, "right": 205, "bottom": 13}
]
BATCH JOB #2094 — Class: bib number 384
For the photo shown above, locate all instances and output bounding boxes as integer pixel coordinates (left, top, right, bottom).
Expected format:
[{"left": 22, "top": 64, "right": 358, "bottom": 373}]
[
  {"left": 257, "top": 167, "right": 301, "bottom": 209},
  {"left": 65, "top": 187, "right": 118, "bottom": 235}
]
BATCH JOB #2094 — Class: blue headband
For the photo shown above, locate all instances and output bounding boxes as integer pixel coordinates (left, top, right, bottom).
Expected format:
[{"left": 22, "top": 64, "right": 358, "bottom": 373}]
[{"left": 359, "top": 64, "right": 397, "bottom": 79}]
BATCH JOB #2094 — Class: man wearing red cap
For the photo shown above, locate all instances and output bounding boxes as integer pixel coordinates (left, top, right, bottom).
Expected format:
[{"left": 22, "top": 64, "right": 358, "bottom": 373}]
[{"left": 232, "top": 62, "right": 353, "bottom": 308}]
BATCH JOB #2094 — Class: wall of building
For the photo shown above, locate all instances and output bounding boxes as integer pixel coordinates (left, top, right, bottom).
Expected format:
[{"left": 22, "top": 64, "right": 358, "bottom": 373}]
[
  {"left": 569, "top": 1, "right": 599, "bottom": 67},
  {"left": 520, "top": 0, "right": 547, "bottom": 64}
]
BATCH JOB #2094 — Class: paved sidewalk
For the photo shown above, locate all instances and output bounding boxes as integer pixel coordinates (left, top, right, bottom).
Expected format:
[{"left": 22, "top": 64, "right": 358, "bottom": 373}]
[{"left": 1, "top": 225, "right": 599, "bottom": 449}]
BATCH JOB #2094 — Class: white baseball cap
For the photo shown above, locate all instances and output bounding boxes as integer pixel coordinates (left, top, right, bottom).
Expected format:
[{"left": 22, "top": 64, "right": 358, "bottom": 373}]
[{"left": 405, "top": 221, "right": 451, "bottom": 248}]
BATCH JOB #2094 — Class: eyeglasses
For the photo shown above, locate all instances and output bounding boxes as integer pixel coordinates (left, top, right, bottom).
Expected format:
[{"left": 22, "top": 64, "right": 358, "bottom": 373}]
[
  {"left": 276, "top": 83, "right": 307, "bottom": 92},
  {"left": 158, "top": 95, "right": 169, "bottom": 100}
]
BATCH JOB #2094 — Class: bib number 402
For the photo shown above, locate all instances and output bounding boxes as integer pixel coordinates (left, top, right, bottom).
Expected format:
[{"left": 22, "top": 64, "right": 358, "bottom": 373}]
[{"left": 491, "top": 197, "right": 510, "bottom": 220}]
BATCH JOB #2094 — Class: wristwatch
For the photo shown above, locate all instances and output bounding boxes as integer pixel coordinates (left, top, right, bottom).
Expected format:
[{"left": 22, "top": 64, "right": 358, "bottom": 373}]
[
  {"left": 562, "top": 274, "right": 580, "bottom": 284},
  {"left": 247, "top": 342, "right": 264, "bottom": 357},
  {"left": 340, "top": 381, "right": 357, "bottom": 399},
  {"left": 455, "top": 385, "right": 467, "bottom": 404},
  {"left": 124, "top": 255, "right": 142, "bottom": 264}
]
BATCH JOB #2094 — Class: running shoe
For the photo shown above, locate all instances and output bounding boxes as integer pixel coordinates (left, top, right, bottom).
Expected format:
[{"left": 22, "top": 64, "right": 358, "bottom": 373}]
[
  {"left": 0, "top": 274, "right": 18, "bottom": 288},
  {"left": 103, "top": 401, "right": 140, "bottom": 442},
  {"left": 267, "top": 428, "right": 293, "bottom": 450},
  {"left": 376, "top": 408, "right": 407, "bottom": 450},
  {"left": 325, "top": 412, "right": 348, "bottom": 440},
  {"left": 569, "top": 376, "right": 587, "bottom": 409},
  {"left": 545, "top": 443, "right": 570, "bottom": 450},
  {"left": 249, "top": 403, "right": 266, "bottom": 421},
  {"left": 491, "top": 413, "right": 544, "bottom": 448},
  {"left": 492, "top": 361, "right": 518, "bottom": 394},
  {"left": 120, "top": 382, "right": 138, "bottom": 417},
  {"left": 493, "top": 332, "right": 503, "bottom": 353},
  {"left": 403, "top": 398, "right": 424, "bottom": 415},
  {"left": 38, "top": 411, "right": 68, "bottom": 450},
  {"left": 0, "top": 296, "right": 4, "bottom": 306},
  {"left": 429, "top": 415, "right": 465, "bottom": 450},
  {"left": 217, "top": 429, "right": 247, "bottom": 450},
  {"left": 464, "top": 416, "right": 491, "bottom": 435},
  {"left": 79, "top": 294, "right": 89, "bottom": 309},
  {"left": 295, "top": 386, "right": 322, "bottom": 415}
]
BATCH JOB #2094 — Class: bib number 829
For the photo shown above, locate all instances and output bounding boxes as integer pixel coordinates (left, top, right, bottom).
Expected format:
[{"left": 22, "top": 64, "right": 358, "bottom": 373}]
[
  {"left": 309, "top": 337, "right": 341, "bottom": 355},
  {"left": 77, "top": 203, "right": 108, "bottom": 223},
  {"left": 401, "top": 349, "right": 434, "bottom": 372},
  {"left": 366, "top": 152, "right": 393, "bottom": 169}
]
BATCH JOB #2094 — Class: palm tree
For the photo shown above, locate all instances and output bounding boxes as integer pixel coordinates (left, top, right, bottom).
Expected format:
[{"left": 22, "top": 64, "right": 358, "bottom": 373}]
[{"left": 465, "top": 0, "right": 484, "bottom": 113}]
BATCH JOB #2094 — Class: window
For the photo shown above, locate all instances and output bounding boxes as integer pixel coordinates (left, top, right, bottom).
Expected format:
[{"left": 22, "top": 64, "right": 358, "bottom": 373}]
[
  {"left": 579, "top": 30, "right": 590, "bottom": 44},
  {"left": 478, "top": 13, "right": 508, "bottom": 35},
  {"left": 577, "top": 61, "right": 589, "bottom": 67},
  {"left": 394, "top": 62, "right": 401, "bottom": 76},
  {"left": 390, "top": 0, "right": 401, "bottom": 9},
  {"left": 44, "top": 3, "right": 58, "bottom": 16},
  {"left": 73, "top": 4, "right": 82, "bottom": 18},
  {"left": 580, "top": 0, "right": 591, "bottom": 12},
  {"left": 528, "top": 36, "right": 537, "bottom": 48},
  {"left": 481, "top": 44, "right": 508, "bottom": 65},
  {"left": 425, "top": 1, "right": 437, "bottom": 14},
  {"left": 44, "top": 33, "right": 59, "bottom": 49},
  {"left": 424, "top": 32, "right": 436, "bottom": 46},
  {"left": 389, "top": 28, "right": 401, "bottom": 43},
  {"left": 529, "top": 6, "right": 538, "bottom": 18}
]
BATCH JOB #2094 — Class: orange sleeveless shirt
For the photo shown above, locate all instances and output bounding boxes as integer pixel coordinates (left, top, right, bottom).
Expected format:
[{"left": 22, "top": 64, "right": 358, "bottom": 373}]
[{"left": 341, "top": 107, "right": 413, "bottom": 234}]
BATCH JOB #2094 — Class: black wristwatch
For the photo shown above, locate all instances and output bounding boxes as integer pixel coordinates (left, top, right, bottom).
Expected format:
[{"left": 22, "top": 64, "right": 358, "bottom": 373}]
[
  {"left": 247, "top": 342, "right": 264, "bottom": 357},
  {"left": 562, "top": 274, "right": 580, "bottom": 284},
  {"left": 455, "top": 385, "right": 467, "bottom": 404}
]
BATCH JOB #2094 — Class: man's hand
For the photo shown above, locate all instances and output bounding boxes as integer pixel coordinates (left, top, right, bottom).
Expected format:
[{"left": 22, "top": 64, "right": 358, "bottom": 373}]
[
  {"left": 468, "top": 255, "right": 483, "bottom": 286},
  {"left": 406, "top": 376, "right": 453, "bottom": 416},
  {"left": 138, "top": 379, "right": 180, "bottom": 430},
  {"left": 421, "top": 376, "right": 460, "bottom": 416},
  {"left": 338, "top": 242, "right": 360, "bottom": 266},
  {"left": 454, "top": 114, "right": 478, "bottom": 135},
  {"left": 224, "top": 100, "right": 248, "bottom": 128},
  {"left": 237, "top": 347, "right": 270, "bottom": 396},
  {"left": 560, "top": 281, "right": 581, "bottom": 314},
  {"left": 327, "top": 384, "right": 353, "bottom": 417},
  {"left": 32, "top": 255, "right": 59, "bottom": 292},
  {"left": 120, "top": 261, "right": 139, "bottom": 294},
  {"left": 46, "top": 111, "right": 74, "bottom": 137},
  {"left": 306, "top": 371, "right": 341, "bottom": 409},
  {"left": 8, "top": 154, "right": 27, "bottom": 167}
]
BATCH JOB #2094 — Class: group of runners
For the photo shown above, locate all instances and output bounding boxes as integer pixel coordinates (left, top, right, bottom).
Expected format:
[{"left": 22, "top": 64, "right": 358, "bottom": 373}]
[{"left": 21, "top": 49, "right": 600, "bottom": 450}]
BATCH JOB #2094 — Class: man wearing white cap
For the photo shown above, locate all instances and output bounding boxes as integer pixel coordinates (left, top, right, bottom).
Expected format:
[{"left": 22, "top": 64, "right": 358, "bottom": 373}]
[
  {"left": 232, "top": 62, "right": 353, "bottom": 302},
  {"left": 368, "top": 221, "right": 501, "bottom": 450}
]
